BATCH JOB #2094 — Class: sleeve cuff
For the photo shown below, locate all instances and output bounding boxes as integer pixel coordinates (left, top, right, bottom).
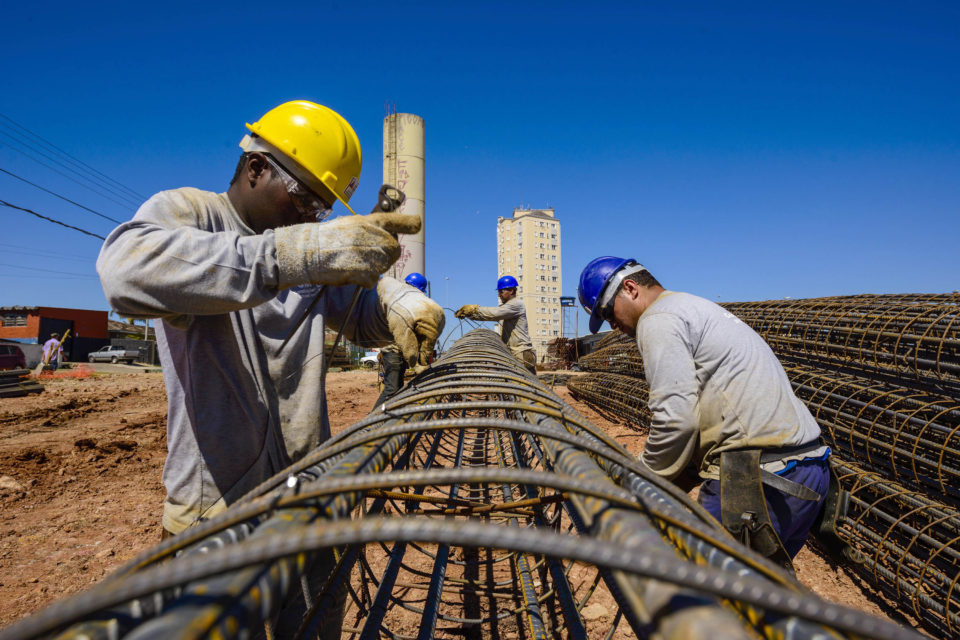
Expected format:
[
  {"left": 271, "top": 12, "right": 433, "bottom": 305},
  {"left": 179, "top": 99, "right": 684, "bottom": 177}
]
[{"left": 273, "top": 224, "right": 319, "bottom": 289}]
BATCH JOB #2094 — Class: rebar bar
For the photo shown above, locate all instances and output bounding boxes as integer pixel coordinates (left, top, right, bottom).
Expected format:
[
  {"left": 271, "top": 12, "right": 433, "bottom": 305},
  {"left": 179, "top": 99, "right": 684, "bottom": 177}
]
[
  {"left": 576, "top": 344, "right": 645, "bottom": 378},
  {"left": 785, "top": 363, "right": 960, "bottom": 505},
  {"left": 722, "top": 294, "right": 960, "bottom": 390},
  {"left": 568, "top": 372, "right": 651, "bottom": 429},
  {"left": 831, "top": 457, "right": 960, "bottom": 638},
  {"left": 1, "top": 330, "right": 920, "bottom": 640}
]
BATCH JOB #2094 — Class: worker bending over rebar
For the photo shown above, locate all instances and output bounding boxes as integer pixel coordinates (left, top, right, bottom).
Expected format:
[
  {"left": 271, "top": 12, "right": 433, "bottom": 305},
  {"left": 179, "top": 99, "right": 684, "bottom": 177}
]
[{"left": 577, "top": 256, "right": 830, "bottom": 568}]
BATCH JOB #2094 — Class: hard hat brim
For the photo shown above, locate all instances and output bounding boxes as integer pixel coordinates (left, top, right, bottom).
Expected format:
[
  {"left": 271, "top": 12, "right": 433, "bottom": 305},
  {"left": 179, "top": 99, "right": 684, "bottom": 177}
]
[{"left": 588, "top": 307, "right": 605, "bottom": 334}]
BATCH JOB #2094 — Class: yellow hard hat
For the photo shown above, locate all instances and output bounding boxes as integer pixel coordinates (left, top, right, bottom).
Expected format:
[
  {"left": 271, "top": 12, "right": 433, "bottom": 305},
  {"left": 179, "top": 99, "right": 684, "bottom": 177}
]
[{"left": 242, "top": 100, "right": 362, "bottom": 214}]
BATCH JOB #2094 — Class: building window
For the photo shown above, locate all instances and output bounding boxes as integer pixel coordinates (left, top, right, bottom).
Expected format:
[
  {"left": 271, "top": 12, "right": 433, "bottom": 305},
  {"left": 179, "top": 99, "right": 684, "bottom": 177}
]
[{"left": 1, "top": 314, "right": 27, "bottom": 327}]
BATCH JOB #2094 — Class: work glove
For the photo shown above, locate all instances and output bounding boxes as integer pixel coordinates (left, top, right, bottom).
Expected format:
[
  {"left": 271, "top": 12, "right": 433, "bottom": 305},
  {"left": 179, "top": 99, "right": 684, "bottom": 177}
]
[
  {"left": 378, "top": 277, "right": 446, "bottom": 367},
  {"left": 274, "top": 212, "right": 422, "bottom": 289},
  {"left": 454, "top": 304, "right": 479, "bottom": 319}
]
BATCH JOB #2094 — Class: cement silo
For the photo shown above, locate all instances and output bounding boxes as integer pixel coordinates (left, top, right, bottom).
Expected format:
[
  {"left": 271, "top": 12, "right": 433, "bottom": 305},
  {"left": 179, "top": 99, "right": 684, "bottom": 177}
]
[{"left": 383, "top": 112, "right": 425, "bottom": 281}]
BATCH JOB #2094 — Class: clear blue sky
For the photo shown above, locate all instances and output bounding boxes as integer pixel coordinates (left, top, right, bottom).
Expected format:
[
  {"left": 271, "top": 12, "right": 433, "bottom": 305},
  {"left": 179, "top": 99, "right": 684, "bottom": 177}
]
[{"left": 2, "top": 1, "right": 958, "bottom": 347}]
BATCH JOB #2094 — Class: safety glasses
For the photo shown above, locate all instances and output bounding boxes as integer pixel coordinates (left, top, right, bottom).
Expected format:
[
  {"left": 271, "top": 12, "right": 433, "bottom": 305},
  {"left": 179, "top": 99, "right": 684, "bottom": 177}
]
[
  {"left": 599, "top": 298, "right": 617, "bottom": 323},
  {"left": 264, "top": 155, "right": 334, "bottom": 222}
]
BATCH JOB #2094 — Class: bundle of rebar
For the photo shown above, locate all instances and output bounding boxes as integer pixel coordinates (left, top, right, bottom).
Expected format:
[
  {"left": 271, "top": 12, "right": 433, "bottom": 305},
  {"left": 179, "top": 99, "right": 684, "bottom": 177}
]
[
  {"left": 576, "top": 340, "right": 644, "bottom": 378},
  {"left": 544, "top": 336, "right": 579, "bottom": 367},
  {"left": 0, "top": 330, "right": 916, "bottom": 640},
  {"left": 568, "top": 332, "right": 647, "bottom": 426},
  {"left": 567, "top": 372, "right": 651, "bottom": 430}
]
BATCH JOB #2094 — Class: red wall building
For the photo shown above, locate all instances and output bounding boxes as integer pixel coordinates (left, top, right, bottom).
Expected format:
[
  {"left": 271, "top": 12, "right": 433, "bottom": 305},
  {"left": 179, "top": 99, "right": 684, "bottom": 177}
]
[{"left": 0, "top": 306, "right": 109, "bottom": 360}]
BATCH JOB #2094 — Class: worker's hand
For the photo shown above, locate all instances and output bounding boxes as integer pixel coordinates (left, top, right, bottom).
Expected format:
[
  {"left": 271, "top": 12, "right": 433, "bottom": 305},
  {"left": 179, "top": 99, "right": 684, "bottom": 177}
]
[
  {"left": 274, "top": 213, "right": 422, "bottom": 289},
  {"left": 378, "top": 277, "right": 445, "bottom": 367},
  {"left": 454, "top": 304, "right": 479, "bottom": 319}
]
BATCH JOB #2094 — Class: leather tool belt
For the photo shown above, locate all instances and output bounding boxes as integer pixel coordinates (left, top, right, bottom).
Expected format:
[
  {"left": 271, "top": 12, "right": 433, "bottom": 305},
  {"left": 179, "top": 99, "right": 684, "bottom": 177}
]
[{"left": 719, "top": 445, "right": 823, "bottom": 571}]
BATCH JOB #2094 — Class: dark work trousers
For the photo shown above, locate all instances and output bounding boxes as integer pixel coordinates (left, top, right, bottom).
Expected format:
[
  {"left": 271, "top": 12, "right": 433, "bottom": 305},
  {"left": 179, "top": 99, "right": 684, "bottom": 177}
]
[
  {"left": 698, "top": 457, "right": 830, "bottom": 558},
  {"left": 373, "top": 349, "right": 407, "bottom": 409}
]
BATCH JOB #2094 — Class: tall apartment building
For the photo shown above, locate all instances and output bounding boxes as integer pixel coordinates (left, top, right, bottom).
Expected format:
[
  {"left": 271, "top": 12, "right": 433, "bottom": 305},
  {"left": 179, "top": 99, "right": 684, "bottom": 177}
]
[{"left": 496, "top": 208, "right": 561, "bottom": 361}]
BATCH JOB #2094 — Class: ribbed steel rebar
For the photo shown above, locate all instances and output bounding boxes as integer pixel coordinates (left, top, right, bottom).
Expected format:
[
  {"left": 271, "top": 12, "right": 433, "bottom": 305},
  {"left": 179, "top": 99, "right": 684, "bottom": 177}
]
[
  {"left": 831, "top": 457, "right": 960, "bottom": 638},
  {"left": 1, "top": 331, "right": 920, "bottom": 640},
  {"left": 577, "top": 334, "right": 643, "bottom": 378},
  {"left": 785, "top": 363, "right": 960, "bottom": 505},
  {"left": 568, "top": 372, "right": 651, "bottom": 429},
  {"left": 722, "top": 294, "right": 960, "bottom": 389}
]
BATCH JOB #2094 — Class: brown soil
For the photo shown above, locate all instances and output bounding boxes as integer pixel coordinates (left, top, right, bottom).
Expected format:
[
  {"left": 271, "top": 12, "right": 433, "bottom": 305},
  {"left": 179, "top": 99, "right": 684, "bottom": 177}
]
[{"left": 0, "top": 371, "right": 921, "bottom": 635}]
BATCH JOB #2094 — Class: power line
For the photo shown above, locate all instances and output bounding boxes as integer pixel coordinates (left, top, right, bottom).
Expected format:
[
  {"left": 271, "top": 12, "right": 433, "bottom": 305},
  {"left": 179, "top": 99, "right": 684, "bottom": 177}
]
[
  {"left": 0, "top": 272, "right": 93, "bottom": 280},
  {"left": 0, "top": 199, "right": 106, "bottom": 240},
  {"left": 0, "top": 124, "right": 143, "bottom": 207},
  {"left": 0, "top": 135, "right": 141, "bottom": 210},
  {"left": 0, "top": 262, "right": 97, "bottom": 278},
  {"left": 0, "top": 167, "right": 123, "bottom": 223},
  {"left": 0, "top": 245, "right": 94, "bottom": 263},
  {"left": 0, "top": 112, "right": 146, "bottom": 202}
]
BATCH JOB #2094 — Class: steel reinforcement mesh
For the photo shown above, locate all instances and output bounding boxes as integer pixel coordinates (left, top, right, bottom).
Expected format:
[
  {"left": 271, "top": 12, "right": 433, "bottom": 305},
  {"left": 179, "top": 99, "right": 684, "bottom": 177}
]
[
  {"left": 722, "top": 293, "right": 960, "bottom": 392},
  {"left": 0, "top": 331, "right": 918, "bottom": 640},
  {"left": 567, "top": 373, "right": 651, "bottom": 431},
  {"left": 785, "top": 362, "right": 960, "bottom": 506},
  {"left": 830, "top": 457, "right": 960, "bottom": 638}
]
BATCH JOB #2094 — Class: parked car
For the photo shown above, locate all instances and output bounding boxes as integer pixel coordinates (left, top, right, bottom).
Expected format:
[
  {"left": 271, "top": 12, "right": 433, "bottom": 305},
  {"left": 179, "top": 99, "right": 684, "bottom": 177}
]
[
  {"left": 87, "top": 345, "right": 139, "bottom": 364},
  {"left": 359, "top": 354, "right": 379, "bottom": 368},
  {"left": 0, "top": 344, "right": 26, "bottom": 370}
]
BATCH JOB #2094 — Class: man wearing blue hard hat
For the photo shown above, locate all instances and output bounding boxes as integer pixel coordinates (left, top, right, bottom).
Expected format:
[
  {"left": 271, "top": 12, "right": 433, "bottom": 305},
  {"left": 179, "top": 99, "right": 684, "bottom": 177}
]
[
  {"left": 455, "top": 275, "right": 537, "bottom": 374},
  {"left": 578, "top": 256, "right": 830, "bottom": 568},
  {"left": 372, "top": 272, "right": 433, "bottom": 408}
]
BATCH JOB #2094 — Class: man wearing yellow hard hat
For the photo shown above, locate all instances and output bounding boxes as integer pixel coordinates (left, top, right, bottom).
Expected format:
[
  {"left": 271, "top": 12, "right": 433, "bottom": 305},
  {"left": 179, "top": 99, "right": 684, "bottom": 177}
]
[{"left": 97, "top": 100, "right": 442, "bottom": 533}]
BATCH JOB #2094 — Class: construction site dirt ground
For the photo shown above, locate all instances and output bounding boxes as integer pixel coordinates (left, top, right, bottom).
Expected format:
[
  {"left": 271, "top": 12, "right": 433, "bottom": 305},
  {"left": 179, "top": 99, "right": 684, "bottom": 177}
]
[{"left": 0, "top": 369, "right": 924, "bottom": 635}]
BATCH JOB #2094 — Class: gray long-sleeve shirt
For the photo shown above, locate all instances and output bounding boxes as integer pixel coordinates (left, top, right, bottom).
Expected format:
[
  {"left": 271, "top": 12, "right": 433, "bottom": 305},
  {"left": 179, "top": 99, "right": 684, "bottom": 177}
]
[
  {"left": 97, "top": 187, "right": 393, "bottom": 532},
  {"left": 636, "top": 291, "right": 823, "bottom": 481},
  {"left": 472, "top": 297, "right": 533, "bottom": 355}
]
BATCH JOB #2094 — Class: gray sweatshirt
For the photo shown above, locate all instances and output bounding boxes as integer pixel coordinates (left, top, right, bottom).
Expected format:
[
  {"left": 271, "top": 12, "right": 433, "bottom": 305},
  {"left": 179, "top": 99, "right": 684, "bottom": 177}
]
[
  {"left": 97, "top": 188, "right": 393, "bottom": 532},
  {"left": 472, "top": 297, "right": 533, "bottom": 355},
  {"left": 636, "top": 291, "right": 823, "bottom": 481}
]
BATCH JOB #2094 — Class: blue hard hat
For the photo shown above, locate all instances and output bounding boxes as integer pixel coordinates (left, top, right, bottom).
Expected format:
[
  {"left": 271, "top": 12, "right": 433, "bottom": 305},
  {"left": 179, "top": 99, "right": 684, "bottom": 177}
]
[
  {"left": 578, "top": 256, "right": 636, "bottom": 333},
  {"left": 404, "top": 272, "right": 428, "bottom": 293},
  {"left": 497, "top": 275, "right": 519, "bottom": 290}
]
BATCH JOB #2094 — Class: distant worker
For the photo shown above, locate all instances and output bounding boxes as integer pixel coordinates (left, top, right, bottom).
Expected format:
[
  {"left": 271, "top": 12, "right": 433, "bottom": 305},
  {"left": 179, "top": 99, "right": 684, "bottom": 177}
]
[
  {"left": 97, "top": 100, "right": 443, "bottom": 537},
  {"left": 372, "top": 272, "right": 431, "bottom": 409},
  {"left": 41, "top": 332, "right": 64, "bottom": 370},
  {"left": 455, "top": 275, "right": 537, "bottom": 374},
  {"left": 578, "top": 256, "right": 830, "bottom": 567}
]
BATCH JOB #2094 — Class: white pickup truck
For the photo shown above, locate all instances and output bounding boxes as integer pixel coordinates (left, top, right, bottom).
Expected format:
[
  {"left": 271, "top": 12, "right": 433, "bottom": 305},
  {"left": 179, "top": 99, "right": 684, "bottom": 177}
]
[{"left": 87, "top": 346, "right": 139, "bottom": 364}]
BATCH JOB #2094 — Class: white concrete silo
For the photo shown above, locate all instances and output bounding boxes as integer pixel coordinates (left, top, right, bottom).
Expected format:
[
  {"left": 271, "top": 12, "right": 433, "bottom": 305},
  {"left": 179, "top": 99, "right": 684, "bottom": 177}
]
[{"left": 383, "top": 112, "right": 425, "bottom": 281}]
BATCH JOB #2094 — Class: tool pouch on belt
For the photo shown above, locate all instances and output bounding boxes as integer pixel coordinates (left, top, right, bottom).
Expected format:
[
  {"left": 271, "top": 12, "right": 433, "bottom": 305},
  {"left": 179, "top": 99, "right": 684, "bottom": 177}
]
[{"left": 720, "top": 449, "right": 795, "bottom": 571}]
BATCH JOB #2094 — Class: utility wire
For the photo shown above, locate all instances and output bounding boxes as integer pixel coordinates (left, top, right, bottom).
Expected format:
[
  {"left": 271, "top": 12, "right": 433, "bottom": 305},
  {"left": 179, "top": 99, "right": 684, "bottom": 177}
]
[
  {"left": 0, "top": 136, "right": 141, "bottom": 210},
  {"left": 0, "top": 112, "right": 146, "bottom": 203},
  {"left": 0, "top": 272, "right": 93, "bottom": 280},
  {"left": 0, "top": 199, "right": 105, "bottom": 240},
  {"left": 0, "top": 242, "right": 94, "bottom": 263},
  {"left": 0, "top": 262, "right": 97, "bottom": 278},
  {"left": 0, "top": 167, "right": 123, "bottom": 223},
  {"left": 0, "top": 125, "right": 143, "bottom": 208}
]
